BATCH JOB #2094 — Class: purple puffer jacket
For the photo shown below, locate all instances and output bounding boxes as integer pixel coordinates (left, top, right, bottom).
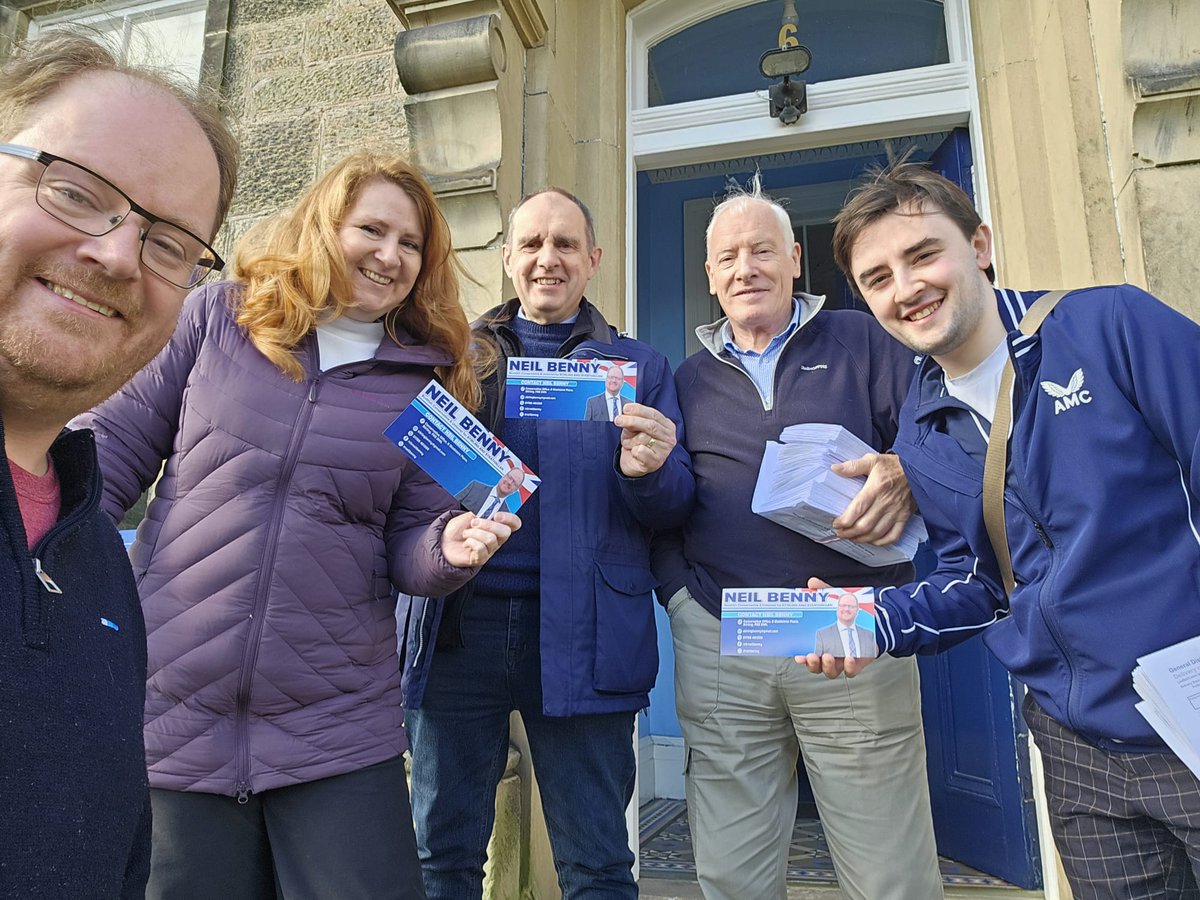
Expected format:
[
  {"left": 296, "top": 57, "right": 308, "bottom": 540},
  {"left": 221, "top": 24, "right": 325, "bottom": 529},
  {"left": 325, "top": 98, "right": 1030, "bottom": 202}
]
[{"left": 74, "top": 281, "right": 475, "bottom": 797}]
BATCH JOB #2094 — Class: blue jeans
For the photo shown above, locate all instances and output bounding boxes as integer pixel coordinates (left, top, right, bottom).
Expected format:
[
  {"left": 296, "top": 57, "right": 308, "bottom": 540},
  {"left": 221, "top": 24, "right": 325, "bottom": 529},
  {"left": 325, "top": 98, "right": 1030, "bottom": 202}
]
[{"left": 406, "top": 595, "right": 637, "bottom": 900}]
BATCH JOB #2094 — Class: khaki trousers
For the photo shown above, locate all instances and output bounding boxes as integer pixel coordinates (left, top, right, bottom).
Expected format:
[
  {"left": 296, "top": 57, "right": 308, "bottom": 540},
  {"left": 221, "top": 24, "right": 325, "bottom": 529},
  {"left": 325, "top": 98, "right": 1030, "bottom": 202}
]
[{"left": 668, "top": 587, "right": 944, "bottom": 900}]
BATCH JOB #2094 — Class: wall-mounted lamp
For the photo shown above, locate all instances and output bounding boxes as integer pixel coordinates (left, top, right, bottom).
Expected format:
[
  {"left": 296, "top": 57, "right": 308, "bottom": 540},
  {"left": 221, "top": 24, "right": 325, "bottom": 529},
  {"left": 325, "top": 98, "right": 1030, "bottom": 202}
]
[
  {"left": 760, "top": 44, "right": 811, "bottom": 125},
  {"left": 762, "top": 0, "right": 812, "bottom": 125}
]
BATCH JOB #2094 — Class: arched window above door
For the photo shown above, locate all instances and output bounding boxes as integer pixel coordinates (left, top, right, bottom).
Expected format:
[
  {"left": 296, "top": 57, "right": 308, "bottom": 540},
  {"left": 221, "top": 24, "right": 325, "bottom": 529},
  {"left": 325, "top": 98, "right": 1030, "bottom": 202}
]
[{"left": 647, "top": 0, "right": 948, "bottom": 107}]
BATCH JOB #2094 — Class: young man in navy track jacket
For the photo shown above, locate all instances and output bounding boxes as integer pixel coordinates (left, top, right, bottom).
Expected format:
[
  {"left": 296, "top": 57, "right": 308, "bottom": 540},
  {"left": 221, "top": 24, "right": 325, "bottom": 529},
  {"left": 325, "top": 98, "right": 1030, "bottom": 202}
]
[{"left": 809, "top": 162, "right": 1200, "bottom": 899}]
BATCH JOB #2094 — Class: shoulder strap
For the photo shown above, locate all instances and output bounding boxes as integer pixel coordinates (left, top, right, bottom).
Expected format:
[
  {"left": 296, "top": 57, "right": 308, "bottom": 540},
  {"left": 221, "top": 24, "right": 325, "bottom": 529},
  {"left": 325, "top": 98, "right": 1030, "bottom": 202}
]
[{"left": 982, "top": 290, "right": 1070, "bottom": 596}]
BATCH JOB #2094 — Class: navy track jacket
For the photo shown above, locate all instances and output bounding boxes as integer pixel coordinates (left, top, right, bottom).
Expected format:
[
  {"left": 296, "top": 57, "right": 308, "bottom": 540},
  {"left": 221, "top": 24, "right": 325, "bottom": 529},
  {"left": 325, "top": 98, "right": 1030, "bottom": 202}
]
[{"left": 880, "top": 285, "right": 1200, "bottom": 751}]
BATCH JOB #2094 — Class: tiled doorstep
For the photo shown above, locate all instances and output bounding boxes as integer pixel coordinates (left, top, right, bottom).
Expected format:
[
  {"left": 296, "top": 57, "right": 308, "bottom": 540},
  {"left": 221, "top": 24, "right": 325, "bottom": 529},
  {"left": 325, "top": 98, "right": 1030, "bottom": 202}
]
[{"left": 639, "top": 876, "right": 1045, "bottom": 900}]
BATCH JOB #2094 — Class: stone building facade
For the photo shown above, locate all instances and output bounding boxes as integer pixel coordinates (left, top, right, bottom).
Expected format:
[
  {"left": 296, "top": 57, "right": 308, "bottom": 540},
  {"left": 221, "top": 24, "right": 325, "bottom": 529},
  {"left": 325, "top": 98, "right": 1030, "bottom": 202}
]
[{"left": 1, "top": 0, "right": 1194, "bottom": 321}]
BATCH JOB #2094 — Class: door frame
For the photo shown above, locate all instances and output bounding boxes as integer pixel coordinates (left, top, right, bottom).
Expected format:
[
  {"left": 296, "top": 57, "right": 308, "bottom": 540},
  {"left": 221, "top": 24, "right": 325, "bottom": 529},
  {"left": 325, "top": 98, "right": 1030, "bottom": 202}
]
[
  {"left": 624, "top": 0, "right": 992, "bottom": 337},
  {"left": 623, "top": 0, "right": 1061, "bottom": 893}
]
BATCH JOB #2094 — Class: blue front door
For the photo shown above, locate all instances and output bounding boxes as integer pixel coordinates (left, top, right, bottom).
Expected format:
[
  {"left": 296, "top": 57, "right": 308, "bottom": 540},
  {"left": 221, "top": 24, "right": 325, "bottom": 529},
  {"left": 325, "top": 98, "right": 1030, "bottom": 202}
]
[{"left": 636, "top": 128, "right": 1042, "bottom": 889}]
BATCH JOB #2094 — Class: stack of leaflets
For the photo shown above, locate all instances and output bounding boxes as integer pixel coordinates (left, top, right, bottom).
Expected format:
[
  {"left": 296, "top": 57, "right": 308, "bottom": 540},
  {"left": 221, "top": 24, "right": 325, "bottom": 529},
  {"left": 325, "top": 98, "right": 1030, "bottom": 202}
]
[
  {"left": 751, "top": 423, "right": 927, "bottom": 567},
  {"left": 1133, "top": 635, "right": 1200, "bottom": 778}
]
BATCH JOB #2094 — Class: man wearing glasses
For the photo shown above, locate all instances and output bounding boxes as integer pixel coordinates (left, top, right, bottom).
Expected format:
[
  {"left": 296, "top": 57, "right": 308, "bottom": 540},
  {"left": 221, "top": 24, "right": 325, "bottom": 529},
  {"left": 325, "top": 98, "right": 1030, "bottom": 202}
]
[{"left": 0, "top": 34, "right": 237, "bottom": 898}]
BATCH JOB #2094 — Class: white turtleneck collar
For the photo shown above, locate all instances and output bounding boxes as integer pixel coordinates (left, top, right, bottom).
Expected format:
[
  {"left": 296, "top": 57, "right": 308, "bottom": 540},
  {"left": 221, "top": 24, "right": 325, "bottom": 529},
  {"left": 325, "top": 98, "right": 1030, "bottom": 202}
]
[{"left": 315, "top": 316, "right": 386, "bottom": 371}]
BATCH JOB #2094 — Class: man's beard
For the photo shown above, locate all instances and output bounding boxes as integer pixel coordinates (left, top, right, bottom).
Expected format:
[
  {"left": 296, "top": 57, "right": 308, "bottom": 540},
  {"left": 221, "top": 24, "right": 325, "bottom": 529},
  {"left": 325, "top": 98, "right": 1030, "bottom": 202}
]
[
  {"left": 0, "top": 323, "right": 141, "bottom": 413},
  {"left": 905, "top": 288, "right": 985, "bottom": 363},
  {"left": 0, "top": 256, "right": 165, "bottom": 418}
]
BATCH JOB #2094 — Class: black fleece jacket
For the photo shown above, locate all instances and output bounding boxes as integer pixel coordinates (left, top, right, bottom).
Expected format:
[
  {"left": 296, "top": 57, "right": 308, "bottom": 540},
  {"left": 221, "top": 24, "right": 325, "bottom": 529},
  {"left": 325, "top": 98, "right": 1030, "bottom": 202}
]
[{"left": 0, "top": 418, "right": 150, "bottom": 899}]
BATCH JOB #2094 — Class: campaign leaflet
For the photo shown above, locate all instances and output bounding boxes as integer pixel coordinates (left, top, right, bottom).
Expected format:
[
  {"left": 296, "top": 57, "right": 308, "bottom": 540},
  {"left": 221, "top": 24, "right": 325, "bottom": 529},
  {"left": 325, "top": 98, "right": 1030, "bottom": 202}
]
[
  {"left": 1133, "top": 635, "right": 1200, "bottom": 779},
  {"left": 504, "top": 357, "right": 637, "bottom": 421},
  {"left": 384, "top": 379, "right": 540, "bottom": 519},
  {"left": 719, "top": 587, "right": 877, "bottom": 658}
]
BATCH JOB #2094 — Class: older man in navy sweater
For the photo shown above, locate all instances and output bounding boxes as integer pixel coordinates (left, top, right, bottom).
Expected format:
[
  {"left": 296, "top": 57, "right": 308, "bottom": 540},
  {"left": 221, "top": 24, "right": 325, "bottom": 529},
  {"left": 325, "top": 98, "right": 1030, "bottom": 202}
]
[{"left": 652, "top": 182, "right": 941, "bottom": 900}]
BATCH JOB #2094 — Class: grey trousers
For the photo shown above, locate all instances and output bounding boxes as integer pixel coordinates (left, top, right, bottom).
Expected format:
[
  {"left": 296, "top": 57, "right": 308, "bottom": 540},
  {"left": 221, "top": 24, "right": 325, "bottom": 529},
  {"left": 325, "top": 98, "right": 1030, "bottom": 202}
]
[{"left": 668, "top": 587, "right": 943, "bottom": 900}]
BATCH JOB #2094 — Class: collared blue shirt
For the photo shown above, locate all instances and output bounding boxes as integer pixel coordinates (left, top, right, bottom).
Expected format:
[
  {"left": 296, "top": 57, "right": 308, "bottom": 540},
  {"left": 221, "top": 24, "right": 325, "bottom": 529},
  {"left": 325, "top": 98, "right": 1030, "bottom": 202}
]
[
  {"left": 721, "top": 299, "right": 801, "bottom": 406},
  {"left": 517, "top": 306, "right": 579, "bottom": 325}
]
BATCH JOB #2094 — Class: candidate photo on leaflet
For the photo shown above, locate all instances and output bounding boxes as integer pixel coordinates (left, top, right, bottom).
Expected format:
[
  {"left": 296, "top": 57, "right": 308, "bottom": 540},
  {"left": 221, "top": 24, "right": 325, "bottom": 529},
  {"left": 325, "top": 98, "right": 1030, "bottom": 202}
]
[
  {"left": 585, "top": 362, "right": 628, "bottom": 421},
  {"left": 456, "top": 459, "right": 523, "bottom": 518},
  {"left": 812, "top": 593, "right": 877, "bottom": 659}
]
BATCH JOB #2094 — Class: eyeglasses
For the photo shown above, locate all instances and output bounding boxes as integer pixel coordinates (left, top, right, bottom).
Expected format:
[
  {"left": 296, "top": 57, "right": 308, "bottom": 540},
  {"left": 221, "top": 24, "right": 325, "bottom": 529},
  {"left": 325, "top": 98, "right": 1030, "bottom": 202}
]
[{"left": 0, "top": 143, "right": 223, "bottom": 289}]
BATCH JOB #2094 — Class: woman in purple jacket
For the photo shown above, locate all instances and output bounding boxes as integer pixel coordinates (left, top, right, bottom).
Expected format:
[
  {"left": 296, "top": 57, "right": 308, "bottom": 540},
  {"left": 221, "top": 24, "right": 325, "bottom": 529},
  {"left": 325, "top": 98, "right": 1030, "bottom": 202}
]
[{"left": 76, "top": 152, "right": 517, "bottom": 899}]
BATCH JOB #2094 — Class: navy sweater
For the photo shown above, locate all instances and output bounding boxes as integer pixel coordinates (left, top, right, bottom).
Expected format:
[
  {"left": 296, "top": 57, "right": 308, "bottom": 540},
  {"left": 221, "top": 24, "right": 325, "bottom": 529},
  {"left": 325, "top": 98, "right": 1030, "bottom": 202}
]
[
  {"left": 0, "top": 420, "right": 150, "bottom": 898},
  {"left": 653, "top": 307, "right": 919, "bottom": 618},
  {"left": 472, "top": 317, "right": 575, "bottom": 599}
]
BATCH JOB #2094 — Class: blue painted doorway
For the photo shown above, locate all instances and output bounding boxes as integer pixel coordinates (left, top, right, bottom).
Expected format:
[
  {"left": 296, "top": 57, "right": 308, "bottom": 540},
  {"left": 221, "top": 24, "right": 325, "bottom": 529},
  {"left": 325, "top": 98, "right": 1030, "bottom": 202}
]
[{"left": 636, "top": 128, "right": 1042, "bottom": 889}]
